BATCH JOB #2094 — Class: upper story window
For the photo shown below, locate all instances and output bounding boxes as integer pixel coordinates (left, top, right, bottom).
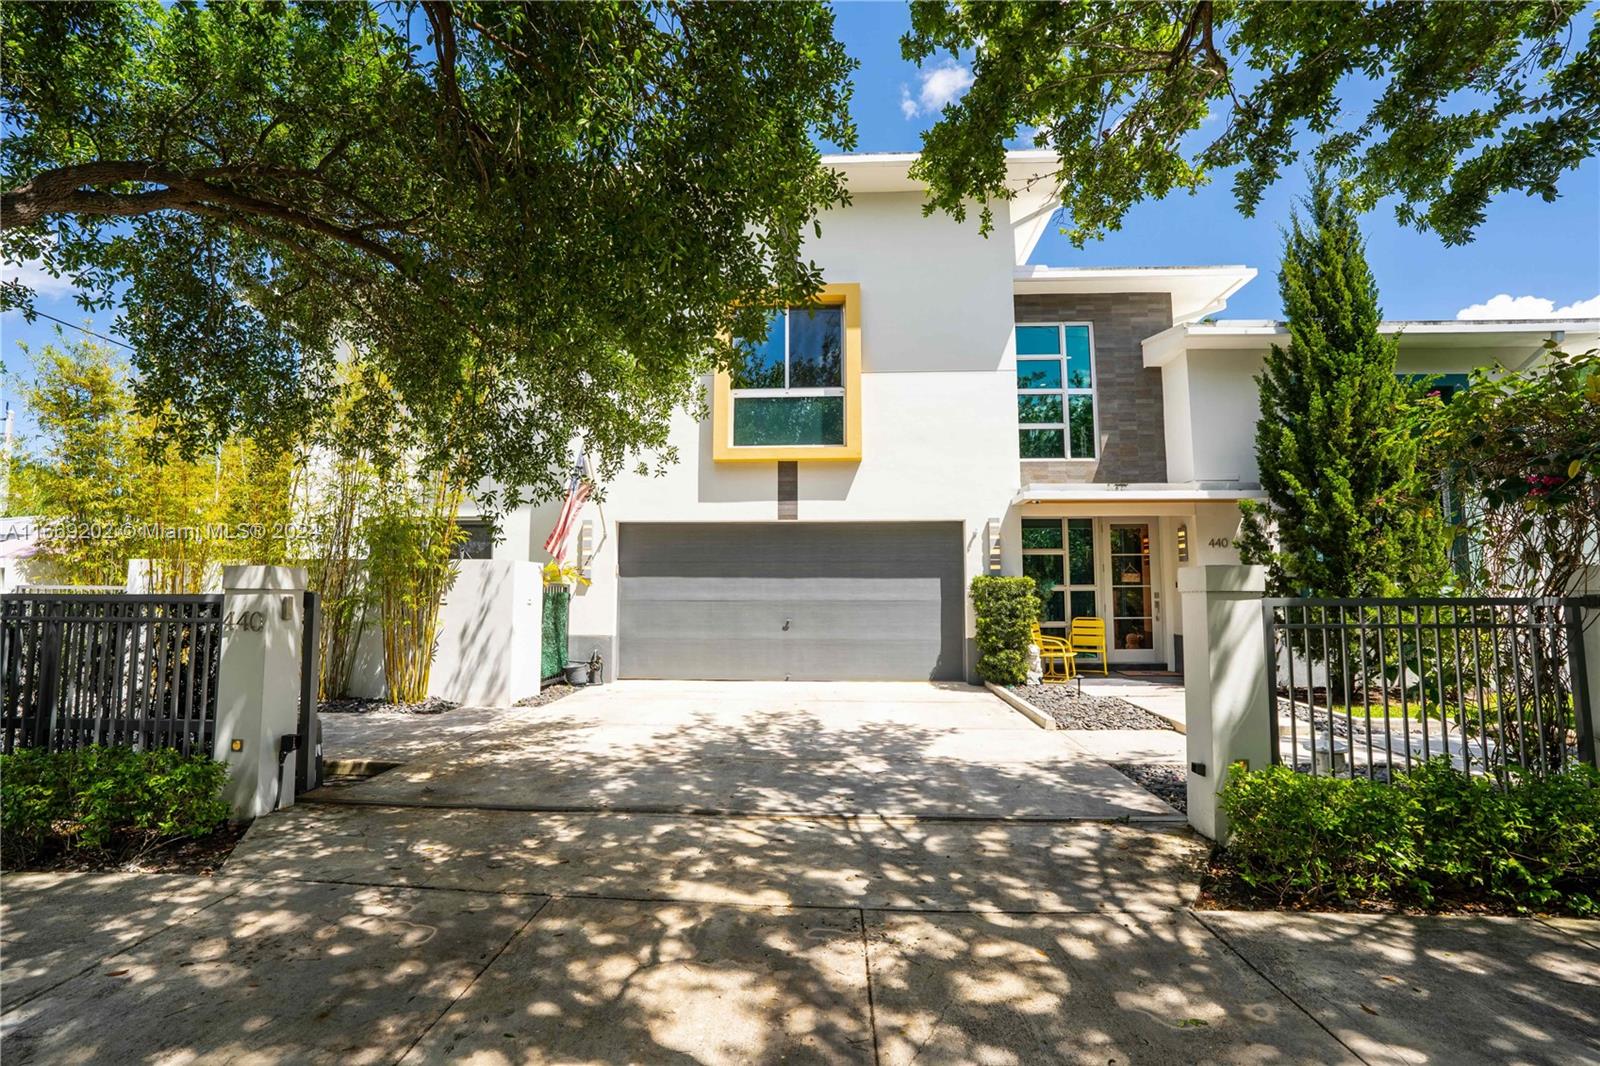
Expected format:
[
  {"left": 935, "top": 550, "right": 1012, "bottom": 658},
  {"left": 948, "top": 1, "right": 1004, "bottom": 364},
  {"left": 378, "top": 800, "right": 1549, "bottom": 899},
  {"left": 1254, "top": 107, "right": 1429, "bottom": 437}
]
[
  {"left": 713, "top": 283, "right": 862, "bottom": 462},
  {"left": 732, "top": 306, "right": 844, "bottom": 446},
  {"left": 454, "top": 520, "right": 496, "bottom": 560},
  {"left": 1016, "top": 323, "right": 1096, "bottom": 459}
]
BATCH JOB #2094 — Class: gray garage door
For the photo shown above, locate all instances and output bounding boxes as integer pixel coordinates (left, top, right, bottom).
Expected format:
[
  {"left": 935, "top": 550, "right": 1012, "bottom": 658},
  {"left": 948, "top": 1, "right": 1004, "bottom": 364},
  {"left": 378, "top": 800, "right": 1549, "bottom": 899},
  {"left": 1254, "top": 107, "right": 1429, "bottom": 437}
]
[{"left": 618, "top": 522, "right": 964, "bottom": 681}]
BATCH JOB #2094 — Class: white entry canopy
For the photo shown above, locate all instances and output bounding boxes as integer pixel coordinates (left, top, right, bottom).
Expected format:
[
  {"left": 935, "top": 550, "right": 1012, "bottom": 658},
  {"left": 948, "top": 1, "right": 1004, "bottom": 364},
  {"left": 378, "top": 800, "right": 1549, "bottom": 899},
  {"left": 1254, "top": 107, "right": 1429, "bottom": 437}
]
[{"left": 1013, "top": 483, "right": 1265, "bottom": 507}]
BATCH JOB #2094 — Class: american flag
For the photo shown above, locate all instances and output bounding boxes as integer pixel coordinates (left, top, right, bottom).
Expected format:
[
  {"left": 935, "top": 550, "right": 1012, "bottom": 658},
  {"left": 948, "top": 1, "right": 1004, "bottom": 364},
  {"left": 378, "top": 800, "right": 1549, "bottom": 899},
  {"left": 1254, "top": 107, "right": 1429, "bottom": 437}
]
[{"left": 543, "top": 454, "right": 592, "bottom": 564}]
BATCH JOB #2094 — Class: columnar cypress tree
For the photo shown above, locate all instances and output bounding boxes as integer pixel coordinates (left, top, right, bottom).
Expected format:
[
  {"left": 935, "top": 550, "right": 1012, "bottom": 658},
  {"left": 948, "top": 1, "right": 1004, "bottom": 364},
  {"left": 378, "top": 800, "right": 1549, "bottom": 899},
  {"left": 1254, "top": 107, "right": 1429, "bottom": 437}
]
[{"left": 1237, "top": 173, "right": 1451, "bottom": 596}]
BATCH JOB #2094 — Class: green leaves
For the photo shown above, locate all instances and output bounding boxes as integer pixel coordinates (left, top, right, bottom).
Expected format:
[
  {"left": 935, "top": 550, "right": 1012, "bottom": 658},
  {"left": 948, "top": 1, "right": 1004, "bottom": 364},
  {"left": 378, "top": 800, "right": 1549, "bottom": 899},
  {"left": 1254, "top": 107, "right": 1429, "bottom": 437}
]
[
  {"left": 904, "top": 1, "right": 1597, "bottom": 246},
  {"left": 1, "top": 2, "right": 858, "bottom": 510},
  {"left": 970, "top": 575, "right": 1040, "bottom": 685},
  {"left": 1239, "top": 171, "right": 1451, "bottom": 597},
  {"left": 1413, "top": 343, "right": 1600, "bottom": 596},
  {"left": 1221, "top": 761, "right": 1600, "bottom": 915},
  {"left": 0, "top": 746, "right": 229, "bottom": 866},
  {"left": 15, "top": 336, "right": 297, "bottom": 590}
]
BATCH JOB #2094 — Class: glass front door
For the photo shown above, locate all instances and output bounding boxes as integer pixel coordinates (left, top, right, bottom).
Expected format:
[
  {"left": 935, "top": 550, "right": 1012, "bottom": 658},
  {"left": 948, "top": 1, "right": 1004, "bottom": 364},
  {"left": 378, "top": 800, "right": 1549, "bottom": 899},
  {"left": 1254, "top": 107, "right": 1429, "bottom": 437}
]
[
  {"left": 1107, "top": 522, "right": 1159, "bottom": 664},
  {"left": 1019, "top": 515, "right": 1165, "bottom": 667}
]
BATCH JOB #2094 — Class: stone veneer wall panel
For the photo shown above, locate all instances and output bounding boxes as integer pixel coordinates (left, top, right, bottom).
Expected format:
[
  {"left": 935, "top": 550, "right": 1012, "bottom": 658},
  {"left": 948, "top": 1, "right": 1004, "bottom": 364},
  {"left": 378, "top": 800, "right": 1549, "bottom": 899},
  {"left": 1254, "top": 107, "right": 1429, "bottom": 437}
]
[{"left": 1012, "top": 292, "right": 1173, "bottom": 484}]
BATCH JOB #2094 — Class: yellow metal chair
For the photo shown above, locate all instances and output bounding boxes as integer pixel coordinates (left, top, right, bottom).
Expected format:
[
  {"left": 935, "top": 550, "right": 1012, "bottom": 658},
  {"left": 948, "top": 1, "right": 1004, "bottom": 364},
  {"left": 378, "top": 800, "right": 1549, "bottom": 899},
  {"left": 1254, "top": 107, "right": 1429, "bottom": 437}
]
[
  {"left": 1030, "top": 621, "right": 1078, "bottom": 686},
  {"left": 1068, "top": 617, "right": 1109, "bottom": 675}
]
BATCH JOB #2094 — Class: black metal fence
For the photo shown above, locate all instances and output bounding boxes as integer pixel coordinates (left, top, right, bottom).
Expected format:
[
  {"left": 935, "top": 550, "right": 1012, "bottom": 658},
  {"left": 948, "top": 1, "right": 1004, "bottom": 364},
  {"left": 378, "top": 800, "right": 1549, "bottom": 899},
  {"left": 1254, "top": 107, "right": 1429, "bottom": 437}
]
[
  {"left": 0, "top": 593, "right": 224, "bottom": 756},
  {"left": 1264, "top": 596, "right": 1597, "bottom": 781},
  {"left": 297, "top": 589, "right": 323, "bottom": 793}
]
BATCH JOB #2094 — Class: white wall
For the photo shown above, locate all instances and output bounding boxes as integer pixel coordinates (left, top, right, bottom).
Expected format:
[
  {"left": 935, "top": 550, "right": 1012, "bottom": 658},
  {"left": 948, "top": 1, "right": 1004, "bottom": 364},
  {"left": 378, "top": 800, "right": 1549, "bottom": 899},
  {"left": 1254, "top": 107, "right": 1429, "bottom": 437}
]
[
  {"left": 344, "top": 618, "right": 387, "bottom": 700},
  {"left": 1190, "top": 502, "right": 1246, "bottom": 568},
  {"left": 1161, "top": 339, "right": 1585, "bottom": 487},
  {"left": 1160, "top": 359, "right": 1194, "bottom": 483},
  {"left": 345, "top": 560, "right": 543, "bottom": 705},
  {"left": 1178, "top": 348, "right": 1266, "bottom": 484},
  {"left": 428, "top": 559, "right": 542, "bottom": 706},
  {"left": 508, "top": 191, "right": 1024, "bottom": 673}
]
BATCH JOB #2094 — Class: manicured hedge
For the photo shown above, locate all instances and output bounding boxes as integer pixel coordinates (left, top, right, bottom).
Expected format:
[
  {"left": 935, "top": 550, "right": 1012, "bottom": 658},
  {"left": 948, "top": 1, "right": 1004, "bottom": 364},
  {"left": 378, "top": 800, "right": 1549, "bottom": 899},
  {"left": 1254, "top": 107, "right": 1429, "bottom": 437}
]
[
  {"left": 970, "top": 575, "right": 1040, "bottom": 685},
  {"left": 1220, "top": 760, "right": 1600, "bottom": 916},
  {"left": 0, "top": 746, "right": 229, "bottom": 866}
]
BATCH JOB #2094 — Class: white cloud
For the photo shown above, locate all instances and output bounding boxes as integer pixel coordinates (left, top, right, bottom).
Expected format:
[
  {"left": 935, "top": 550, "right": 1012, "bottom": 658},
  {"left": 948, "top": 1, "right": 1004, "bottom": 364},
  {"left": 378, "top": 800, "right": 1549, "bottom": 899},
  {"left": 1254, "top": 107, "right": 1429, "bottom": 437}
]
[
  {"left": 0, "top": 255, "right": 75, "bottom": 298},
  {"left": 1456, "top": 293, "right": 1600, "bottom": 320},
  {"left": 900, "top": 60, "right": 974, "bottom": 120}
]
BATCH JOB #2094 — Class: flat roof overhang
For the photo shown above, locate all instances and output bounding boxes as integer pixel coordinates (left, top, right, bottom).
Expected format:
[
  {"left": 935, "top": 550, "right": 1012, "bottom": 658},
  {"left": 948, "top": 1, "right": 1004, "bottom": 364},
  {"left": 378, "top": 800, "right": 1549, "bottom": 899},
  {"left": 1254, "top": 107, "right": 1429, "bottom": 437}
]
[
  {"left": 822, "top": 149, "right": 1057, "bottom": 194},
  {"left": 1013, "top": 483, "right": 1265, "bottom": 507},
  {"left": 1015, "top": 265, "right": 1258, "bottom": 324},
  {"left": 1143, "top": 318, "right": 1600, "bottom": 368}
]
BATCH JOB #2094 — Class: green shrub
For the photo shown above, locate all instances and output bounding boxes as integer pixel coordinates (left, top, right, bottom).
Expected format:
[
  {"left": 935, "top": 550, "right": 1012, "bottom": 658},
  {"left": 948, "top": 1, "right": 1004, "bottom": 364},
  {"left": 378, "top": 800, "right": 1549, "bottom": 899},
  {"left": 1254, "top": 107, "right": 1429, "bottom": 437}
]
[
  {"left": 970, "top": 575, "right": 1039, "bottom": 685},
  {"left": 1220, "top": 761, "right": 1600, "bottom": 915},
  {"left": 1, "top": 746, "right": 230, "bottom": 866}
]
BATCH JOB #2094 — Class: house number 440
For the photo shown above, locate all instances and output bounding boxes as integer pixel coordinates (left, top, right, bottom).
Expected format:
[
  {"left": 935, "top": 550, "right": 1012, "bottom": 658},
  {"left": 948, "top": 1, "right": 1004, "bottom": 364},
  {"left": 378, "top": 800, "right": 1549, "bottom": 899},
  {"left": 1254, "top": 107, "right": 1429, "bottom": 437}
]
[
  {"left": 224, "top": 610, "right": 266, "bottom": 632},
  {"left": 1208, "top": 537, "right": 1231, "bottom": 548}
]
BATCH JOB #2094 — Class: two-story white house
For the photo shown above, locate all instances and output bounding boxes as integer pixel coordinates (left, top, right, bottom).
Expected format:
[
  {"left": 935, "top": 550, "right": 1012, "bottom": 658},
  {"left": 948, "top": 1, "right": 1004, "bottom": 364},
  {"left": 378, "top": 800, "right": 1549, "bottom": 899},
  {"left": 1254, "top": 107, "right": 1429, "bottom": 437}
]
[{"left": 479, "top": 150, "right": 1598, "bottom": 684}]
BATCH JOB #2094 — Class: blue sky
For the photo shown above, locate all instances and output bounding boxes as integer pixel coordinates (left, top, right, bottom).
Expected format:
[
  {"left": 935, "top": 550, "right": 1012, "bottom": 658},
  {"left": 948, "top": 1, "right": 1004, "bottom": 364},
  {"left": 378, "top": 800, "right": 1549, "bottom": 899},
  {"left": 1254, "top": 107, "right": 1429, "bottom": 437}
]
[
  {"left": 832, "top": 2, "right": 1600, "bottom": 322},
  {"left": 5, "top": 1, "right": 1598, "bottom": 424}
]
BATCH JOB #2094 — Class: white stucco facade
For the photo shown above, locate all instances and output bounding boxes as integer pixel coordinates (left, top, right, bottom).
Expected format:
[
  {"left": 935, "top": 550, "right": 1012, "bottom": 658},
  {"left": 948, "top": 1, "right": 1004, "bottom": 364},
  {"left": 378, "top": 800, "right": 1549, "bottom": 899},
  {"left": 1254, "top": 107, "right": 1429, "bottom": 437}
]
[{"left": 486, "top": 152, "right": 1600, "bottom": 682}]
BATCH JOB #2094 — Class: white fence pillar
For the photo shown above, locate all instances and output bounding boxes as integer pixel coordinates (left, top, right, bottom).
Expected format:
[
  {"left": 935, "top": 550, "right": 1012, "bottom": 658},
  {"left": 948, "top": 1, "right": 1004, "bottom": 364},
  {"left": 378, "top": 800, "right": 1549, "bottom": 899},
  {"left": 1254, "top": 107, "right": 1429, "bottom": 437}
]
[
  {"left": 214, "top": 565, "right": 307, "bottom": 820},
  {"left": 1179, "top": 564, "right": 1271, "bottom": 841}
]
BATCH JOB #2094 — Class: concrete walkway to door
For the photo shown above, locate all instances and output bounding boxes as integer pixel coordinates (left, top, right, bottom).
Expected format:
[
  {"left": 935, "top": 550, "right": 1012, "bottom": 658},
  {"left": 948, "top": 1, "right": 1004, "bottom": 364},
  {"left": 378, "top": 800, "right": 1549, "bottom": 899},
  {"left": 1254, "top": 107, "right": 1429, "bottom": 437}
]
[{"left": 305, "top": 680, "right": 1180, "bottom": 820}]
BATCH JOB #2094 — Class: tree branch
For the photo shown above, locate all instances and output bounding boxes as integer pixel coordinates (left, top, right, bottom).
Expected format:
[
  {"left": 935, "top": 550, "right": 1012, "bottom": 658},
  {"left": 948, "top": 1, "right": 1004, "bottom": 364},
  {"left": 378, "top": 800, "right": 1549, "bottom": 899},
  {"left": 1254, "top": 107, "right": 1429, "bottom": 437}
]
[
  {"left": 422, "top": 0, "right": 492, "bottom": 189},
  {"left": 2, "top": 160, "right": 410, "bottom": 272}
]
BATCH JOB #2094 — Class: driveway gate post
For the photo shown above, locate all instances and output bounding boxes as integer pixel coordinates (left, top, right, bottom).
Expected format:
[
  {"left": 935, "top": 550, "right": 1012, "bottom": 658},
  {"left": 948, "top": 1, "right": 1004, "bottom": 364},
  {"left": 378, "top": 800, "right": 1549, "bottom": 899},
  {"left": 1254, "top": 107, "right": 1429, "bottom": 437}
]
[
  {"left": 1179, "top": 565, "right": 1270, "bottom": 841},
  {"left": 214, "top": 566, "right": 308, "bottom": 820}
]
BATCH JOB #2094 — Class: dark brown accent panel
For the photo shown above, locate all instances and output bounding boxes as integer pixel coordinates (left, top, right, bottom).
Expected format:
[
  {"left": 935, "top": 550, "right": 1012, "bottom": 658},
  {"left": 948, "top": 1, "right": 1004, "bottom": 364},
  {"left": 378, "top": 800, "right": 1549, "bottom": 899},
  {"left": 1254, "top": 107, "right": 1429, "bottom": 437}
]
[
  {"left": 1013, "top": 292, "right": 1172, "bottom": 484},
  {"left": 777, "top": 461, "right": 798, "bottom": 519}
]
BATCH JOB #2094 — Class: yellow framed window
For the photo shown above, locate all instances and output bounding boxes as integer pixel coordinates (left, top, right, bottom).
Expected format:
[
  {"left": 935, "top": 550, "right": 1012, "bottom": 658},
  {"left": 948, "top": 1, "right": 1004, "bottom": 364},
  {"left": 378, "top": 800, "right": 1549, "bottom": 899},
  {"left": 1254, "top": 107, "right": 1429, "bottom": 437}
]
[{"left": 714, "top": 283, "right": 861, "bottom": 462}]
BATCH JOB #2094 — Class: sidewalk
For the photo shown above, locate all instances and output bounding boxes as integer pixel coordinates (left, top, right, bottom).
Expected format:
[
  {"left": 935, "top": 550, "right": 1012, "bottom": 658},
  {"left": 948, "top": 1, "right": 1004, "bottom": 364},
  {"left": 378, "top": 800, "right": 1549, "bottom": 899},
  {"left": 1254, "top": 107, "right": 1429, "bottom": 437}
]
[
  {"left": 5, "top": 832, "right": 1596, "bottom": 1064},
  {"left": 5, "top": 679, "right": 1596, "bottom": 1064}
]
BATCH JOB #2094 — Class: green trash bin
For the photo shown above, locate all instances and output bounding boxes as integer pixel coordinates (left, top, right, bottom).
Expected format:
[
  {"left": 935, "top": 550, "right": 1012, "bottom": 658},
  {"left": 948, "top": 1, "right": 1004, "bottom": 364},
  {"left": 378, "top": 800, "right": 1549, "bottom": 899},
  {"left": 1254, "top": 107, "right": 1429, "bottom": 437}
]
[{"left": 541, "top": 585, "right": 570, "bottom": 681}]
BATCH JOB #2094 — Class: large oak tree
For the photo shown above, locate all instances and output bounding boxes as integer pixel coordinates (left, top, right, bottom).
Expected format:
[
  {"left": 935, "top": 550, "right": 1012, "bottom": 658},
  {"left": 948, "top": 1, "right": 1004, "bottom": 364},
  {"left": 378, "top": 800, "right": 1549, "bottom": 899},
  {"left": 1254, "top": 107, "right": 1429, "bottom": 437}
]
[
  {"left": 903, "top": 1, "right": 1598, "bottom": 245},
  {"left": 1, "top": 1, "right": 857, "bottom": 506}
]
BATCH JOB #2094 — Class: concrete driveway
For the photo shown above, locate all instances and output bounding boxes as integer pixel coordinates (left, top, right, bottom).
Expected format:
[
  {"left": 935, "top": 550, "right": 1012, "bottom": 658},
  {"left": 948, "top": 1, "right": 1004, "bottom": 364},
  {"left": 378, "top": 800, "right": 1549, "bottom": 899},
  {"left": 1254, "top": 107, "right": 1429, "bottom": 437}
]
[
  {"left": 313, "top": 680, "right": 1179, "bottom": 820},
  {"left": 9, "top": 682, "right": 1594, "bottom": 1064}
]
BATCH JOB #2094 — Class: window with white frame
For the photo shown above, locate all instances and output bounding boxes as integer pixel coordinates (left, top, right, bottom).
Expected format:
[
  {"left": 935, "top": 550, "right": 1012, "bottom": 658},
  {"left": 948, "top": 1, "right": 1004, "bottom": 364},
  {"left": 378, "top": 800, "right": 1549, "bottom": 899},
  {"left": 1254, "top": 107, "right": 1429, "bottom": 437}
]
[
  {"left": 731, "top": 306, "right": 844, "bottom": 447},
  {"left": 1015, "top": 323, "right": 1096, "bottom": 459},
  {"left": 1021, "top": 517, "right": 1097, "bottom": 636}
]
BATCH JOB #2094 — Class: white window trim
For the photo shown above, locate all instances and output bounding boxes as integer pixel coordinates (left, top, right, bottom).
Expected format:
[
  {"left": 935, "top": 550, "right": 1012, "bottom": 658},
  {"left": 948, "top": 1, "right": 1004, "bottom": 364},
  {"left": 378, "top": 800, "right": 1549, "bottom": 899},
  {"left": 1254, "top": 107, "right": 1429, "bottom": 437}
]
[
  {"left": 733, "top": 387, "right": 844, "bottom": 398},
  {"left": 1016, "top": 321, "right": 1099, "bottom": 460}
]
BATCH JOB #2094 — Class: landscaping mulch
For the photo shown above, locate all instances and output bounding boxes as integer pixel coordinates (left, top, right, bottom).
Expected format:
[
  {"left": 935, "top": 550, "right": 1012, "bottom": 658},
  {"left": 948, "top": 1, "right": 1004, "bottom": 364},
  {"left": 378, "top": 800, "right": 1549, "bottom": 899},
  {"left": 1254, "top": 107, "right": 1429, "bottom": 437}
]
[
  {"left": 1112, "top": 761, "right": 1187, "bottom": 813},
  {"left": 319, "top": 696, "right": 460, "bottom": 716},
  {"left": 1009, "top": 684, "right": 1176, "bottom": 730},
  {"left": 514, "top": 682, "right": 576, "bottom": 708},
  {"left": 3, "top": 822, "right": 249, "bottom": 877}
]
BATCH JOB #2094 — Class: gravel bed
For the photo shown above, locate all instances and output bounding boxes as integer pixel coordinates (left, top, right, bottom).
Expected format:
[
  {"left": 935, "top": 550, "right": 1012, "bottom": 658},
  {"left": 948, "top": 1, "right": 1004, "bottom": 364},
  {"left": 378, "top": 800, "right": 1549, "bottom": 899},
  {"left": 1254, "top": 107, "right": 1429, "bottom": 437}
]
[
  {"left": 514, "top": 683, "right": 576, "bottom": 708},
  {"left": 319, "top": 696, "right": 460, "bottom": 716},
  {"left": 1111, "top": 762, "right": 1186, "bottom": 813},
  {"left": 1009, "top": 684, "right": 1177, "bottom": 730}
]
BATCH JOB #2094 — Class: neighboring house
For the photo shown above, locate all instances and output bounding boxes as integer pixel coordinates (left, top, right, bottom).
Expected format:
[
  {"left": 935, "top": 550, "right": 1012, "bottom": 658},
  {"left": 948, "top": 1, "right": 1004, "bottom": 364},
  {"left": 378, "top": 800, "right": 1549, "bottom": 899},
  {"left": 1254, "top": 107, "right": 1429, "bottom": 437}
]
[
  {"left": 0, "top": 516, "right": 40, "bottom": 594},
  {"left": 484, "top": 150, "right": 1600, "bottom": 683}
]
